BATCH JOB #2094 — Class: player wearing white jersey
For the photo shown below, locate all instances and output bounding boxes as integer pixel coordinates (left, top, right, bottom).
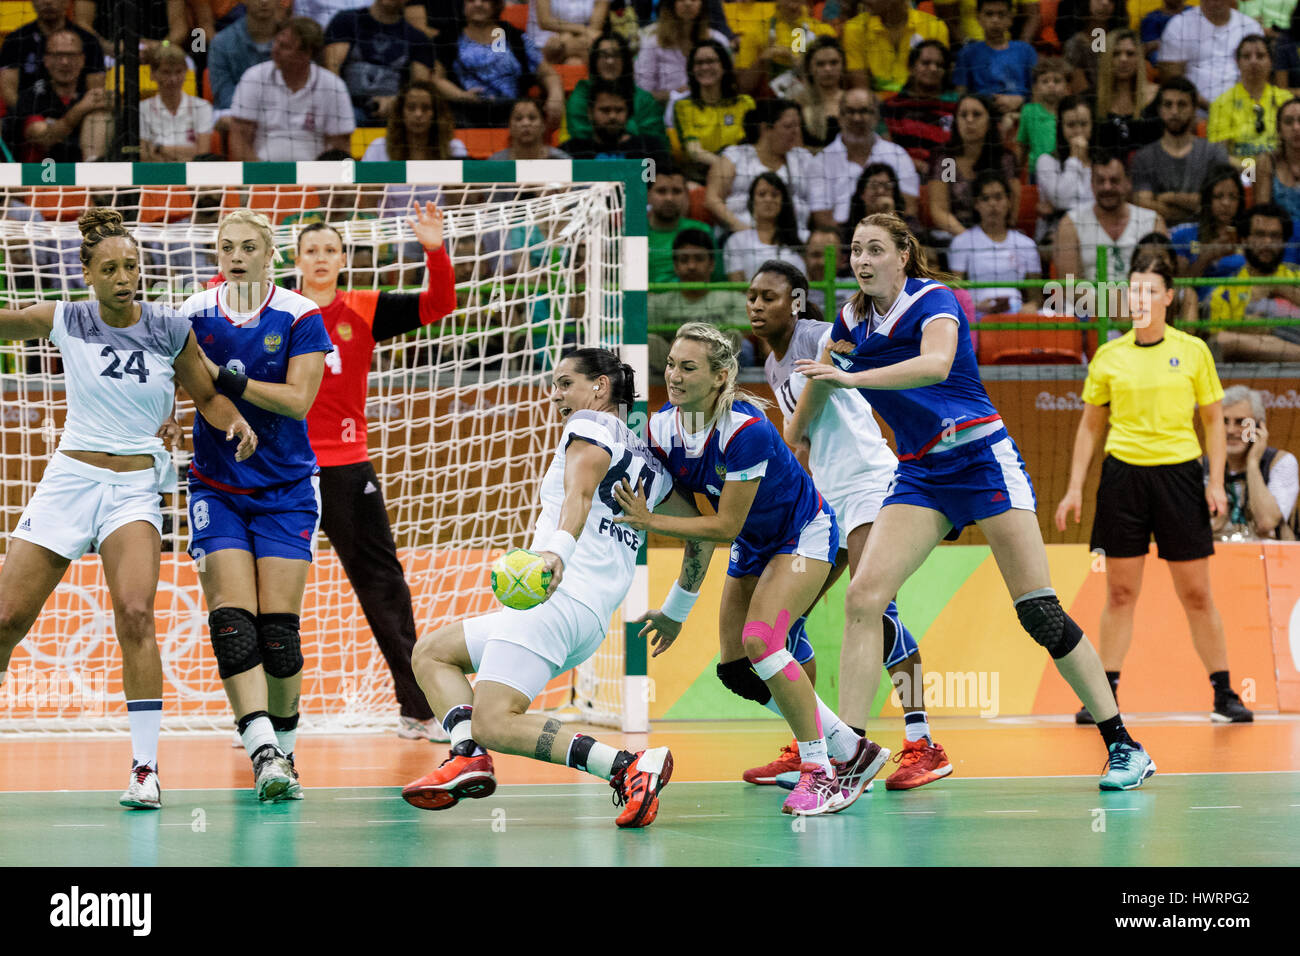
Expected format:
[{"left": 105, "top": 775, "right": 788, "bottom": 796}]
[
  {"left": 749, "top": 260, "right": 953, "bottom": 792},
  {"left": 402, "top": 349, "right": 710, "bottom": 828},
  {"left": 0, "top": 209, "right": 255, "bottom": 810}
]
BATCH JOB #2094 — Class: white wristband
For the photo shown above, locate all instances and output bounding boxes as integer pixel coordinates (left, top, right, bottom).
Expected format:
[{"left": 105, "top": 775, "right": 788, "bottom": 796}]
[
  {"left": 544, "top": 530, "right": 577, "bottom": 567},
  {"left": 661, "top": 582, "right": 699, "bottom": 623}
]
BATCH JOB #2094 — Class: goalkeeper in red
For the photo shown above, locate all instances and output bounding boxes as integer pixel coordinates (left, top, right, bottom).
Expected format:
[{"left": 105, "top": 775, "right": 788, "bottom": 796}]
[
  {"left": 401, "top": 349, "right": 704, "bottom": 827},
  {"left": 295, "top": 202, "right": 456, "bottom": 741}
]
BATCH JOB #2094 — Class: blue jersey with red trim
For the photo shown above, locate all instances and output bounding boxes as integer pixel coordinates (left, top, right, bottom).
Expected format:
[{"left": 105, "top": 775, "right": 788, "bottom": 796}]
[
  {"left": 647, "top": 400, "right": 822, "bottom": 551},
  {"left": 829, "top": 278, "right": 1001, "bottom": 460},
  {"left": 183, "top": 283, "right": 333, "bottom": 491}
]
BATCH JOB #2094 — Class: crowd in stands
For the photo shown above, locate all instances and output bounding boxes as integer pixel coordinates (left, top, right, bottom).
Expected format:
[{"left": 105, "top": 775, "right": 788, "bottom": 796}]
[{"left": 4, "top": 0, "right": 1300, "bottom": 367}]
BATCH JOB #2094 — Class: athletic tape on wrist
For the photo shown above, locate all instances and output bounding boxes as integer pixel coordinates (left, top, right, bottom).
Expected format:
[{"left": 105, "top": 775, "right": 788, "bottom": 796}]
[
  {"left": 544, "top": 530, "right": 577, "bottom": 567},
  {"left": 660, "top": 582, "right": 699, "bottom": 622}
]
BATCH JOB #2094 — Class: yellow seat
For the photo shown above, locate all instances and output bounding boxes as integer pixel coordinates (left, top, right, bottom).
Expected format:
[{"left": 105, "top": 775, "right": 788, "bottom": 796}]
[
  {"left": 351, "top": 126, "right": 386, "bottom": 159},
  {"left": 105, "top": 66, "right": 198, "bottom": 98}
]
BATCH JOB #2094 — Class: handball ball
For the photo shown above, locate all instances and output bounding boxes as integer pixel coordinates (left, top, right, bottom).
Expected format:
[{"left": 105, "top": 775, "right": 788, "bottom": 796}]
[{"left": 491, "top": 548, "right": 552, "bottom": 610}]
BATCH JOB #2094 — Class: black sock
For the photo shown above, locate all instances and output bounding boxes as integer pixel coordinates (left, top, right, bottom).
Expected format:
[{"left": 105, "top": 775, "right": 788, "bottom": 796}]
[
  {"left": 1210, "top": 671, "right": 1232, "bottom": 698},
  {"left": 1097, "top": 714, "right": 1132, "bottom": 749},
  {"left": 848, "top": 725, "right": 866, "bottom": 738},
  {"left": 1105, "top": 671, "right": 1120, "bottom": 694},
  {"left": 567, "top": 734, "right": 595, "bottom": 771}
]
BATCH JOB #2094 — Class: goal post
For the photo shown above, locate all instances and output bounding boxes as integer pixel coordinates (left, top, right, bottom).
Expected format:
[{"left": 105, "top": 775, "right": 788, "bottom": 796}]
[{"left": 0, "top": 158, "right": 650, "bottom": 735}]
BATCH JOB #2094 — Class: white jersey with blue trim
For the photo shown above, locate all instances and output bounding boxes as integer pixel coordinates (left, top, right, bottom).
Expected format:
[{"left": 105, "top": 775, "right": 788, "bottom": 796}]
[
  {"left": 648, "top": 399, "right": 823, "bottom": 553},
  {"left": 765, "top": 319, "right": 897, "bottom": 504},
  {"left": 50, "top": 300, "right": 191, "bottom": 466},
  {"left": 829, "top": 278, "right": 1002, "bottom": 460},
  {"left": 530, "top": 409, "right": 671, "bottom": 624}
]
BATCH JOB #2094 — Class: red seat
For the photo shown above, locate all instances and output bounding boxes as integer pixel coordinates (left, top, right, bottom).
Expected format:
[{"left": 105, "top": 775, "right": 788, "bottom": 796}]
[
  {"left": 456, "top": 127, "right": 511, "bottom": 159},
  {"left": 500, "top": 3, "right": 528, "bottom": 31},
  {"left": 975, "top": 312, "right": 1086, "bottom": 365},
  {"left": 554, "top": 63, "right": 588, "bottom": 93},
  {"left": 1017, "top": 182, "right": 1038, "bottom": 237}
]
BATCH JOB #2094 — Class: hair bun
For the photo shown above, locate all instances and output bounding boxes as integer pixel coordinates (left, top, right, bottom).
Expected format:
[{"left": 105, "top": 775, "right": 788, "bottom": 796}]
[{"left": 77, "top": 206, "right": 124, "bottom": 239}]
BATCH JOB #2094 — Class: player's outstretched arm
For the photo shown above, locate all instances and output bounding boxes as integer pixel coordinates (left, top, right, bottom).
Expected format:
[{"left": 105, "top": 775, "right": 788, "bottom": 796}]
[
  {"left": 633, "top": 489, "right": 718, "bottom": 658},
  {"left": 370, "top": 202, "right": 458, "bottom": 341},
  {"left": 613, "top": 476, "right": 758, "bottom": 543},
  {"left": 797, "top": 319, "right": 959, "bottom": 391},
  {"left": 0, "top": 301, "right": 56, "bottom": 341},
  {"left": 173, "top": 331, "right": 257, "bottom": 461},
  {"left": 536, "top": 438, "right": 612, "bottom": 597}
]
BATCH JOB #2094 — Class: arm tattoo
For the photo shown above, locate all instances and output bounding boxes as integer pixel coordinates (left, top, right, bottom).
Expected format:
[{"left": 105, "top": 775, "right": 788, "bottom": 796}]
[
  {"left": 535, "top": 717, "right": 563, "bottom": 761},
  {"left": 682, "top": 541, "right": 705, "bottom": 590}
]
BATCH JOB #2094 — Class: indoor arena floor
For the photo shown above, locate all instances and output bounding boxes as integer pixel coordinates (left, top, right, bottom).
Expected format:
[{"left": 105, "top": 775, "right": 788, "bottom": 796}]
[{"left": 2, "top": 717, "right": 1298, "bottom": 867}]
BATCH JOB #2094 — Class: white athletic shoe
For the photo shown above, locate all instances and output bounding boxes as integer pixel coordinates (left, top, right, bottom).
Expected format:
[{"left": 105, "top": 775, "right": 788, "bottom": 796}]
[
  {"left": 252, "top": 747, "right": 298, "bottom": 802},
  {"left": 119, "top": 763, "right": 162, "bottom": 810},
  {"left": 283, "top": 753, "right": 304, "bottom": 801},
  {"left": 398, "top": 716, "right": 451, "bottom": 742}
]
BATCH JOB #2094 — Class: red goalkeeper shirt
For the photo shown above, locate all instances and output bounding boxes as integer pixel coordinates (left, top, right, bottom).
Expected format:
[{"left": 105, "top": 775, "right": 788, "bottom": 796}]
[{"left": 307, "top": 245, "right": 456, "bottom": 467}]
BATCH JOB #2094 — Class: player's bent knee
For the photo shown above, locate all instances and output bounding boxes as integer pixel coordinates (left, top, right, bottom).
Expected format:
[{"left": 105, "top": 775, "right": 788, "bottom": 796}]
[
  {"left": 209, "top": 606, "right": 261, "bottom": 679},
  {"left": 114, "top": 605, "right": 155, "bottom": 644},
  {"left": 1014, "top": 591, "right": 1083, "bottom": 660},
  {"left": 716, "top": 658, "right": 772, "bottom": 704},
  {"left": 257, "top": 613, "right": 303, "bottom": 679}
]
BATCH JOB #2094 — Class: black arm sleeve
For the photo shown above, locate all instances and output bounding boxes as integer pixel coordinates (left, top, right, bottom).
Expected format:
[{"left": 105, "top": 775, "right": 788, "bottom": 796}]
[{"left": 371, "top": 292, "right": 425, "bottom": 342}]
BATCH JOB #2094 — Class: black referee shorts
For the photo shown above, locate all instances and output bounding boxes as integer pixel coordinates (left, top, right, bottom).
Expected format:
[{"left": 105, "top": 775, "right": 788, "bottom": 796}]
[{"left": 1090, "top": 455, "right": 1214, "bottom": 561}]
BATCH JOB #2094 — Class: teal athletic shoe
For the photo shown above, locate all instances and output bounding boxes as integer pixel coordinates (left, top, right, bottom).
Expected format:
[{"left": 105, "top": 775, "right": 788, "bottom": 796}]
[{"left": 1099, "top": 740, "right": 1156, "bottom": 791}]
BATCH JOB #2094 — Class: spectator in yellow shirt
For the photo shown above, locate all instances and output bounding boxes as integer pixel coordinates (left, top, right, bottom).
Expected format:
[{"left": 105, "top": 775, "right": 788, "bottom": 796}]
[
  {"left": 844, "top": 0, "right": 949, "bottom": 94},
  {"left": 733, "top": 0, "right": 835, "bottom": 96},
  {"left": 1208, "top": 202, "right": 1300, "bottom": 360},
  {"left": 1207, "top": 35, "right": 1290, "bottom": 165},
  {"left": 671, "top": 40, "right": 755, "bottom": 182}
]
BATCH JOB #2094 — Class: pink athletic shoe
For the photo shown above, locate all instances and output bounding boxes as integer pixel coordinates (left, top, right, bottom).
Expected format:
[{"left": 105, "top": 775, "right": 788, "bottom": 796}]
[{"left": 781, "top": 763, "right": 847, "bottom": 816}]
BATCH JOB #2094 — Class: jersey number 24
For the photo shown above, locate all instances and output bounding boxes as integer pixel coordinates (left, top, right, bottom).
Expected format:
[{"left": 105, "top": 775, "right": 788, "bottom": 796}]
[{"left": 100, "top": 346, "right": 149, "bottom": 383}]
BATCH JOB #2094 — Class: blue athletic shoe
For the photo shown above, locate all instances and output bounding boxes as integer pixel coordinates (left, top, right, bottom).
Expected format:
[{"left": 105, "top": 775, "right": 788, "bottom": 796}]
[
  {"left": 1098, "top": 740, "right": 1156, "bottom": 791},
  {"left": 777, "top": 770, "right": 872, "bottom": 794}
]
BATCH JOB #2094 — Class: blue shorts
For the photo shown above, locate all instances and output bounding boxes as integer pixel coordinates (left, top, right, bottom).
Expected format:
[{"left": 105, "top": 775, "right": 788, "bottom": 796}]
[
  {"left": 728, "top": 500, "right": 839, "bottom": 579},
  {"left": 188, "top": 473, "right": 321, "bottom": 562},
  {"left": 884, "top": 430, "right": 1036, "bottom": 541}
]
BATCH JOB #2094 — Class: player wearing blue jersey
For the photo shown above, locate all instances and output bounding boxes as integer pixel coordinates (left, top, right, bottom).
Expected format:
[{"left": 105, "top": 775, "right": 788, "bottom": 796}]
[
  {"left": 402, "top": 350, "right": 690, "bottom": 828},
  {"left": 0, "top": 208, "right": 255, "bottom": 810},
  {"left": 795, "top": 213, "right": 1156, "bottom": 790},
  {"left": 182, "top": 209, "right": 333, "bottom": 803},
  {"left": 615, "top": 323, "right": 891, "bottom": 816},
  {"left": 749, "top": 261, "right": 953, "bottom": 793}
]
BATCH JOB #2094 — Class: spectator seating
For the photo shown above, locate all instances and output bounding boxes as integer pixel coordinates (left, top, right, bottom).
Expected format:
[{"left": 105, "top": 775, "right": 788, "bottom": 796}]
[
  {"left": 976, "top": 312, "right": 1087, "bottom": 364},
  {"left": 555, "top": 63, "right": 589, "bottom": 93},
  {"left": 501, "top": 3, "right": 529, "bottom": 31},
  {"left": 138, "top": 187, "right": 196, "bottom": 223},
  {"left": 28, "top": 187, "right": 91, "bottom": 221},
  {"left": 352, "top": 127, "right": 386, "bottom": 159},
  {"left": 222, "top": 185, "right": 320, "bottom": 224}
]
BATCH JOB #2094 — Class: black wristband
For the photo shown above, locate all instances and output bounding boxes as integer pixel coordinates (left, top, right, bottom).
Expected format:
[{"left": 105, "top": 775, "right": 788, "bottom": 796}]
[{"left": 215, "top": 367, "right": 248, "bottom": 399}]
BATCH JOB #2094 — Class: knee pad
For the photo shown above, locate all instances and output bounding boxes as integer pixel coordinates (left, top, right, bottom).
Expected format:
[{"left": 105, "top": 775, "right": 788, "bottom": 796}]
[
  {"left": 257, "top": 613, "right": 303, "bottom": 679},
  {"left": 786, "top": 615, "right": 815, "bottom": 665},
  {"left": 1015, "top": 590, "right": 1083, "bottom": 660},
  {"left": 209, "top": 607, "right": 260, "bottom": 679},
  {"left": 716, "top": 658, "right": 772, "bottom": 705},
  {"left": 882, "top": 601, "right": 919, "bottom": 668}
]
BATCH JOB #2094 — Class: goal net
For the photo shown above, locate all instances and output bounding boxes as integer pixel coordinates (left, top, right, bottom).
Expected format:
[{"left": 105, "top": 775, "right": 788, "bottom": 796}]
[{"left": 0, "top": 161, "right": 648, "bottom": 735}]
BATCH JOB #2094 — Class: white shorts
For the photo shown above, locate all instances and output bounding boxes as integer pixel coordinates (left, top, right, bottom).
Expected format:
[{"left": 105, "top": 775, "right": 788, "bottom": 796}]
[
  {"left": 826, "top": 477, "right": 892, "bottom": 552},
  {"left": 11, "top": 453, "right": 163, "bottom": 560},
  {"left": 462, "top": 590, "right": 607, "bottom": 702}
]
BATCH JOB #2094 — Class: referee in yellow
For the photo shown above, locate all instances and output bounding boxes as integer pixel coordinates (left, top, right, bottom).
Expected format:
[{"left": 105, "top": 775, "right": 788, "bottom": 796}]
[{"left": 1055, "top": 251, "right": 1254, "bottom": 724}]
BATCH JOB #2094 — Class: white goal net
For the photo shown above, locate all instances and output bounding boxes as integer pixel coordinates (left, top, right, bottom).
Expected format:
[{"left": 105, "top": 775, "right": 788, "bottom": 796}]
[{"left": 0, "top": 173, "right": 631, "bottom": 734}]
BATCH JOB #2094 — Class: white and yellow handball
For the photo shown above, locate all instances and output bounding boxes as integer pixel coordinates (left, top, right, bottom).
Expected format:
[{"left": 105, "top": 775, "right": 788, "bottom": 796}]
[{"left": 490, "top": 548, "right": 553, "bottom": 610}]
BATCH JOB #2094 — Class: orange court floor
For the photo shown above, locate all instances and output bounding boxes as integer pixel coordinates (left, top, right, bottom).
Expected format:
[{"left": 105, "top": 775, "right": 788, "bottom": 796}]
[{"left": 3, "top": 715, "right": 1298, "bottom": 793}]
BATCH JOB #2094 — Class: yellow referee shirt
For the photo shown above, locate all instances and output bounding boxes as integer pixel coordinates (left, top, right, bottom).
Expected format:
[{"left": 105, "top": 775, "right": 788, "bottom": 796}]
[{"left": 1081, "top": 326, "right": 1224, "bottom": 466}]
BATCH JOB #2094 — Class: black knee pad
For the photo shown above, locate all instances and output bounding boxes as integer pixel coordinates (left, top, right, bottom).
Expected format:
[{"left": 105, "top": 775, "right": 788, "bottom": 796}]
[
  {"left": 717, "top": 658, "right": 772, "bottom": 705},
  {"left": 209, "top": 607, "right": 260, "bottom": 679},
  {"left": 257, "top": 613, "right": 303, "bottom": 679},
  {"left": 1016, "top": 594, "right": 1084, "bottom": 660}
]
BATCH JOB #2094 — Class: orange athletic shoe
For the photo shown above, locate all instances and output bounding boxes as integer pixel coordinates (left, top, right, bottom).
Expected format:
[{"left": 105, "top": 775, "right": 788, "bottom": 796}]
[
  {"left": 885, "top": 738, "right": 953, "bottom": 791},
  {"left": 401, "top": 752, "right": 496, "bottom": 811},
  {"left": 742, "top": 739, "right": 802, "bottom": 785},
  {"left": 611, "top": 747, "right": 673, "bottom": 828}
]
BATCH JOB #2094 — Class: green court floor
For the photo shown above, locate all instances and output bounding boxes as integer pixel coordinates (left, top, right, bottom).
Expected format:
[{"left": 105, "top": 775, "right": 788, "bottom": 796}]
[{"left": 2, "top": 774, "right": 1297, "bottom": 867}]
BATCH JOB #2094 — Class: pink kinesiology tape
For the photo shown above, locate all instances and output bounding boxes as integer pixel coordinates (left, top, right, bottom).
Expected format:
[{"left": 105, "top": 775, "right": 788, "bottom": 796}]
[{"left": 743, "top": 610, "right": 801, "bottom": 682}]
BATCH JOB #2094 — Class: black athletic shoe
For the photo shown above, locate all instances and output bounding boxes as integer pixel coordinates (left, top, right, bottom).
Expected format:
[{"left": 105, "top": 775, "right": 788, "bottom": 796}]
[
  {"left": 1212, "top": 693, "right": 1254, "bottom": 723},
  {"left": 1075, "top": 705, "right": 1095, "bottom": 725}
]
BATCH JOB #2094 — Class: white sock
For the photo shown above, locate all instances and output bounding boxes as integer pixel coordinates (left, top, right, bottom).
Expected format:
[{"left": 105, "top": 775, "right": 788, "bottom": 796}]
[
  {"left": 582, "top": 740, "right": 620, "bottom": 780},
  {"left": 904, "top": 713, "right": 932, "bottom": 743},
  {"left": 126, "top": 699, "right": 162, "bottom": 768},
  {"left": 796, "top": 737, "right": 832, "bottom": 774},
  {"left": 449, "top": 718, "right": 485, "bottom": 756},
  {"left": 240, "top": 715, "right": 279, "bottom": 760},
  {"left": 816, "top": 695, "right": 860, "bottom": 761},
  {"left": 274, "top": 727, "right": 297, "bottom": 755}
]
